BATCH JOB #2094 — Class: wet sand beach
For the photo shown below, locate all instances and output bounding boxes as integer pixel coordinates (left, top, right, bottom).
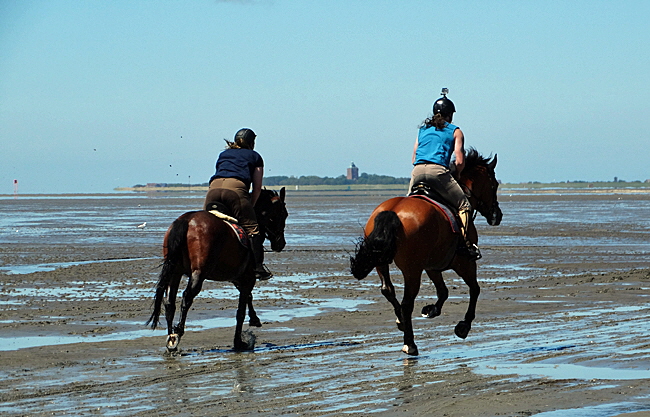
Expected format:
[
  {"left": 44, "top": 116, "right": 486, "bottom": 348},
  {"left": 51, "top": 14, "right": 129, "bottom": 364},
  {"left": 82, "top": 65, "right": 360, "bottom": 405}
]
[{"left": 1, "top": 191, "right": 649, "bottom": 416}]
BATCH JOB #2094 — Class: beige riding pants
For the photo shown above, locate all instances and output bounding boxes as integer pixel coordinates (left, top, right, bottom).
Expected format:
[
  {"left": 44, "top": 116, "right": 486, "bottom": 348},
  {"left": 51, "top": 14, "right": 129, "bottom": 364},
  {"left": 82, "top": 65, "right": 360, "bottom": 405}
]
[{"left": 409, "top": 163, "right": 471, "bottom": 212}]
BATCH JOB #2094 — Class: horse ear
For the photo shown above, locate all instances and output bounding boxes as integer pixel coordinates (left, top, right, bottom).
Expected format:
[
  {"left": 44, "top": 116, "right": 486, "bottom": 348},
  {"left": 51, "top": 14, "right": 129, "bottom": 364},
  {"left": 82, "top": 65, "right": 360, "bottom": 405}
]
[
  {"left": 279, "top": 187, "right": 286, "bottom": 202},
  {"left": 488, "top": 154, "right": 498, "bottom": 170}
]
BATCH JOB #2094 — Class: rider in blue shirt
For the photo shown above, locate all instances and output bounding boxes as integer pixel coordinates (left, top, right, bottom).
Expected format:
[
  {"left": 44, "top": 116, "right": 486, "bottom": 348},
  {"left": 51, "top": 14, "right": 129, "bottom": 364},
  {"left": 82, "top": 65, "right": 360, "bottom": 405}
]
[{"left": 409, "top": 89, "right": 481, "bottom": 260}]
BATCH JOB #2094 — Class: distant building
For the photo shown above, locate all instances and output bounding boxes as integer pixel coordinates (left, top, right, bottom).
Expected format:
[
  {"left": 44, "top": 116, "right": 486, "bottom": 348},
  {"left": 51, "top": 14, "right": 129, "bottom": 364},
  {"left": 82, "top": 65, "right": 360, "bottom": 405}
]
[{"left": 347, "top": 162, "right": 359, "bottom": 180}]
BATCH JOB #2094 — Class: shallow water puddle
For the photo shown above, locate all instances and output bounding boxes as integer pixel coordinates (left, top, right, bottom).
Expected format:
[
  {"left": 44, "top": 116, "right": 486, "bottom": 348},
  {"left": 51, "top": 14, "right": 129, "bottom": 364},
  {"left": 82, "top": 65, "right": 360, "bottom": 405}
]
[
  {"left": 180, "top": 339, "right": 364, "bottom": 357},
  {"left": 532, "top": 401, "right": 650, "bottom": 417},
  {"left": 1, "top": 298, "right": 374, "bottom": 351},
  {"left": 185, "top": 298, "right": 373, "bottom": 334},
  {"left": 168, "top": 334, "right": 503, "bottom": 415},
  {"left": 0, "top": 257, "right": 157, "bottom": 274},
  {"left": 475, "top": 361, "right": 649, "bottom": 380},
  {"left": 1, "top": 281, "right": 151, "bottom": 302},
  {"left": 3, "top": 320, "right": 649, "bottom": 417},
  {"left": 0, "top": 272, "right": 369, "bottom": 304}
]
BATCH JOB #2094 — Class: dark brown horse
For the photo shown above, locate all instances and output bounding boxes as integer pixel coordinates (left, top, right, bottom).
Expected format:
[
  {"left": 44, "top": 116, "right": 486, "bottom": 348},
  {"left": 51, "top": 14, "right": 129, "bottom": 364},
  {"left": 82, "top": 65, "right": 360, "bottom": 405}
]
[
  {"left": 350, "top": 150, "right": 501, "bottom": 356},
  {"left": 146, "top": 187, "right": 287, "bottom": 351}
]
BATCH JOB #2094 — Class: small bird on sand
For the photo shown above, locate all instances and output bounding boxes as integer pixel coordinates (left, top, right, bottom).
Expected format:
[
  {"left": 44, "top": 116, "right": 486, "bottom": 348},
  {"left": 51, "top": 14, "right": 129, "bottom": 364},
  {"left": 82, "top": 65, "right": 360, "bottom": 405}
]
[{"left": 137, "top": 222, "right": 147, "bottom": 229}]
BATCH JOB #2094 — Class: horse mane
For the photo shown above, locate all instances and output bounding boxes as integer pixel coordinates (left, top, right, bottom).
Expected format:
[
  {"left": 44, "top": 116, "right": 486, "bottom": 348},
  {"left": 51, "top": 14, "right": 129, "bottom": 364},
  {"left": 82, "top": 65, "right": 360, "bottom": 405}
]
[
  {"left": 257, "top": 188, "right": 277, "bottom": 206},
  {"left": 255, "top": 188, "right": 285, "bottom": 216},
  {"left": 464, "top": 148, "right": 492, "bottom": 172}
]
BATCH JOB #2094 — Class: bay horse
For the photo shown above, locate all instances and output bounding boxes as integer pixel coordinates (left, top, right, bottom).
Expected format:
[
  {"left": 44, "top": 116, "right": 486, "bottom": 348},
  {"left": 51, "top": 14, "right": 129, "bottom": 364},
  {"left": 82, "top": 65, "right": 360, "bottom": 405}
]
[
  {"left": 146, "top": 187, "right": 287, "bottom": 351},
  {"left": 350, "top": 150, "right": 501, "bottom": 356}
]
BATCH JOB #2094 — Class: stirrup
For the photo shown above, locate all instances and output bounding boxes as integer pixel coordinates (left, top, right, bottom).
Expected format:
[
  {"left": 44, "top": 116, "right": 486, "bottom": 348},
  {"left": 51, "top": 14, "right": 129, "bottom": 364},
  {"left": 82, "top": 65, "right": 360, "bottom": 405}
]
[
  {"left": 458, "top": 242, "right": 482, "bottom": 261},
  {"left": 255, "top": 264, "right": 273, "bottom": 280}
]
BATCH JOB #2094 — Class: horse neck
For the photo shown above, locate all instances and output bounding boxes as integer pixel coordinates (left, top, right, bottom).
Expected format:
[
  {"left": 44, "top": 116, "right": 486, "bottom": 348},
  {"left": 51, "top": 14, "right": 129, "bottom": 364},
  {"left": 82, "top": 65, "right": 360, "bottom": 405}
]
[
  {"left": 256, "top": 190, "right": 272, "bottom": 209},
  {"left": 458, "top": 166, "right": 484, "bottom": 203},
  {"left": 254, "top": 191, "right": 272, "bottom": 227},
  {"left": 458, "top": 168, "right": 474, "bottom": 190}
]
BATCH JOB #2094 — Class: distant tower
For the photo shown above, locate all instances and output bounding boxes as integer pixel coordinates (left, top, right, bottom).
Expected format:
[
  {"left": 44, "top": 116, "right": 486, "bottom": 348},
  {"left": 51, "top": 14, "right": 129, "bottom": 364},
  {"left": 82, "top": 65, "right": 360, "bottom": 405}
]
[
  {"left": 13, "top": 179, "right": 18, "bottom": 198},
  {"left": 347, "top": 162, "right": 359, "bottom": 180}
]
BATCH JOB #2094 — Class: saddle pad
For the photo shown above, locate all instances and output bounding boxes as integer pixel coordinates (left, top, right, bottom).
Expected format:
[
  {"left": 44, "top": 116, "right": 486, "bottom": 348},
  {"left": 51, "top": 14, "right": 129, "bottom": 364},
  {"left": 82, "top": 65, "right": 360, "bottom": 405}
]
[
  {"left": 208, "top": 210, "right": 249, "bottom": 248},
  {"left": 226, "top": 222, "right": 250, "bottom": 249},
  {"left": 408, "top": 195, "right": 461, "bottom": 234}
]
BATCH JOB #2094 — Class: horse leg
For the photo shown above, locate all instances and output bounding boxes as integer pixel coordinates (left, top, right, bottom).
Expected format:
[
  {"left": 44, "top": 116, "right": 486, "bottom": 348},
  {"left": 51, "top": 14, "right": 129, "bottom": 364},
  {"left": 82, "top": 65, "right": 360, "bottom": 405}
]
[
  {"left": 400, "top": 271, "right": 422, "bottom": 356},
  {"left": 454, "top": 261, "right": 480, "bottom": 339},
  {"left": 421, "top": 270, "right": 448, "bottom": 318},
  {"left": 377, "top": 264, "right": 403, "bottom": 331},
  {"left": 233, "top": 288, "right": 254, "bottom": 350},
  {"left": 164, "top": 272, "right": 182, "bottom": 351},
  {"left": 169, "top": 269, "right": 204, "bottom": 350},
  {"left": 246, "top": 293, "right": 262, "bottom": 327},
  {"left": 235, "top": 281, "right": 262, "bottom": 328}
]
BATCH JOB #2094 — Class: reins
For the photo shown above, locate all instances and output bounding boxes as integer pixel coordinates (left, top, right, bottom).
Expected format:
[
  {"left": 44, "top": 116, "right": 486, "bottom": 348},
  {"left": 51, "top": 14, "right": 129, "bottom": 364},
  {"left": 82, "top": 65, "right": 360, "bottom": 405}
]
[{"left": 460, "top": 166, "right": 496, "bottom": 221}]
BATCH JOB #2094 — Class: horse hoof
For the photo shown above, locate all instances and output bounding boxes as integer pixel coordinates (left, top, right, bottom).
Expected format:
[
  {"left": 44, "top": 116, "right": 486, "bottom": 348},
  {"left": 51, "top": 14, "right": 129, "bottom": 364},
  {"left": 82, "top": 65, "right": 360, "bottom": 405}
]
[
  {"left": 402, "top": 344, "right": 419, "bottom": 356},
  {"left": 396, "top": 318, "right": 405, "bottom": 332},
  {"left": 234, "top": 341, "right": 254, "bottom": 351},
  {"left": 166, "top": 333, "right": 180, "bottom": 351},
  {"left": 421, "top": 305, "right": 440, "bottom": 318},
  {"left": 454, "top": 321, "right": 471, "bottom": 339},
  {"left": 249, "top": 317, "right": 262, "bottom": 327}
]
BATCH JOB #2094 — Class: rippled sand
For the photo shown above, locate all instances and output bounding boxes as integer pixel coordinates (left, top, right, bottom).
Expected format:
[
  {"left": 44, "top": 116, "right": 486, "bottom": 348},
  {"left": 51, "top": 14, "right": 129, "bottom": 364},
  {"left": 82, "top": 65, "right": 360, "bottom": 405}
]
[{"left": 1, "top": 192, "right": 649, "bottom": 416}]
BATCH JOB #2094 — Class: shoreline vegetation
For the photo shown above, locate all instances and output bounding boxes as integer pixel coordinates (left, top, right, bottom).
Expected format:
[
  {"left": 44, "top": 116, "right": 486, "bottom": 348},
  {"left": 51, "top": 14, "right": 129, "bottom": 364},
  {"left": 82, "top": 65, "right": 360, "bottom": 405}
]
[
  {"left": 3, "top": 180, "right": 650, "bottom": 198},
  {"left": 112, "top": 179, "right": 650, "bottom": 194}
]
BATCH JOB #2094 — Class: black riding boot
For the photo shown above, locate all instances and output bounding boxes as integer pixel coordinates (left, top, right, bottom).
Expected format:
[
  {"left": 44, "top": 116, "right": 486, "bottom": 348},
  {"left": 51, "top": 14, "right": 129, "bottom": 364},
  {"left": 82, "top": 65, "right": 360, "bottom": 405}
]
[
  {"left": 463, "top": 241, "right": 482, "bottom": 261},
  {"left": 458, "top": 209, "right": 482, "bottom": 261},
  {"left": 251, "top": 234, "right": 273, "bottom": 280}
]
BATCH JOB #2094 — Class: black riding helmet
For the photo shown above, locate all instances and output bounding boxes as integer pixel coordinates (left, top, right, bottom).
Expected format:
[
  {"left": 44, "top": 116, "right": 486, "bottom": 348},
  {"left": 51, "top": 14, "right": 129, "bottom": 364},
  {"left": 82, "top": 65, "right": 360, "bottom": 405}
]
[
  {"left": 235, "top": 128, "right": 256, "bottom": 144},
  {"left": 234, "top": 128, "right": 256, "bottom": 149},
  {"left": 433, "top": 88, "right": 456, "bottom": 118}
]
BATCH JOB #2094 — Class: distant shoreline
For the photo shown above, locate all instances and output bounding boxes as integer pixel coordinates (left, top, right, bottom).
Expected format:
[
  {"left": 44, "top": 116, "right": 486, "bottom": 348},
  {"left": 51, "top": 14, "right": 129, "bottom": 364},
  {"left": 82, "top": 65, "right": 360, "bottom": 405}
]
[
  {"left": 113, "top": 181, "right": 650, "bottom": 194},
  {"left": 3, "top": 182, "right": 650, "bottom": 198}
]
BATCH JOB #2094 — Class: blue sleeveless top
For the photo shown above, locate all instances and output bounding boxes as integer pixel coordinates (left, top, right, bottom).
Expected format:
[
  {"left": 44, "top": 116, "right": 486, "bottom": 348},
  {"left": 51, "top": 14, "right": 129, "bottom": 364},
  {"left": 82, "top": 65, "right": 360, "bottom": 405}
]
[{"left": 414, "top": 122, "right": 458, "bottom": 168}]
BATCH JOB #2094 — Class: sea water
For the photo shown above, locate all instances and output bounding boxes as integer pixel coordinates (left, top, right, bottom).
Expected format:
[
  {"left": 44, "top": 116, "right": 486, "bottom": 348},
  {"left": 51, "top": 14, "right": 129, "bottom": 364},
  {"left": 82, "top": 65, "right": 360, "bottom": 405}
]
[{"left": 1, "top": 191, "right": 650, "bottom": 263}]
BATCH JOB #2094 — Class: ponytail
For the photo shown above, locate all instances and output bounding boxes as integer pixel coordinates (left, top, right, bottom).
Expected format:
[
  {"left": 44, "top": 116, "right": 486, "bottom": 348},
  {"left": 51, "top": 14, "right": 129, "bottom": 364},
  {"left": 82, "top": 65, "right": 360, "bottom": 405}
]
[
  {"left": 223, "top": 137, "right": 254, "bottom": 150},
  {"left": 421, "top": 113, "right": 449, "bottom": 130}
]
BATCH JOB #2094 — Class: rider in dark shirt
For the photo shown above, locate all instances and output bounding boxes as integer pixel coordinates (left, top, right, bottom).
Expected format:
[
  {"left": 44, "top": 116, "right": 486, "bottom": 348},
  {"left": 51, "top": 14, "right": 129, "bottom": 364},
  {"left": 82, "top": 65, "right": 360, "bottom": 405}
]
[{"left": 203, "top": 128, "right": 272, "bottom": 280}]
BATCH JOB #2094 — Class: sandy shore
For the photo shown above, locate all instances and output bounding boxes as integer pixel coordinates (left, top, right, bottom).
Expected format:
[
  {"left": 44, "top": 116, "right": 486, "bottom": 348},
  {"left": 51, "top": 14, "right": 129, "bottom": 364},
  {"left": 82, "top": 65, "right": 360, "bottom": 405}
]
[{"left": 1, "top": 193, "right": 650, "bottom": 416}]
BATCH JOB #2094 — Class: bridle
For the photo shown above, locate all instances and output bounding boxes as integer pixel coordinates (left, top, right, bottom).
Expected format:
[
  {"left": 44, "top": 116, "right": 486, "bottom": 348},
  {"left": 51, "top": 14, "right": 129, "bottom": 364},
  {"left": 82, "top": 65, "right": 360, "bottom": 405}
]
[
  {"left": 259, "top": 194, "right": 286, "bottom": 243},
  {"left": 460, "top": 167, "right": 498, "bottom": 221},
  {"left": 460, "top": 184, "right": 485, "bottom": 221}
]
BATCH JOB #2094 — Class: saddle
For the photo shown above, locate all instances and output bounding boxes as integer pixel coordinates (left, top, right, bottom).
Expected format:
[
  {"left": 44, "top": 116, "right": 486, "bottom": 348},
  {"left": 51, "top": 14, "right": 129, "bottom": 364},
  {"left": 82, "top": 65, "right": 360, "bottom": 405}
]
[
  {"left": 206, "top": 202, "right": 250, "bottom": 249},
  {"left": 408, "top": 182, "right": 462, "bottom": 234}
]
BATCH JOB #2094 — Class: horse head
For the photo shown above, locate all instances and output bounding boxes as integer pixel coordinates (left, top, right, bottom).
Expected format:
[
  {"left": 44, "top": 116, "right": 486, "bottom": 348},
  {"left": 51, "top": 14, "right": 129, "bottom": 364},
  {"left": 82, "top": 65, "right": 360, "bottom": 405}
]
[
  {"left": 255, "top": 187, "right": 288, "bottom": 252},
  {"left": 459, "top": 149, "right": 502, "bottom": 226}
]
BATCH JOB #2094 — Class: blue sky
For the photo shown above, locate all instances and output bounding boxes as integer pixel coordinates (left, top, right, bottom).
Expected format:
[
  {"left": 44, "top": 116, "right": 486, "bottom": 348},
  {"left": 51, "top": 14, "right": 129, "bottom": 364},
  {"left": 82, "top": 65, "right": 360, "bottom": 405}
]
[{"left": 1, "top": 0, "right": 649, "bottom": 194}]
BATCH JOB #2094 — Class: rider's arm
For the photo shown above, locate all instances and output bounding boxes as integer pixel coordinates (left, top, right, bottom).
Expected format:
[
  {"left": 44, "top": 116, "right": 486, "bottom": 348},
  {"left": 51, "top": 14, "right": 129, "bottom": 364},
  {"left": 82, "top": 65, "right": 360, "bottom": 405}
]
[
  {"left": 411, "top": 136, "right": 419, "bottom": 164},
  {"left": 251, "top": 166, "right": 263, "bottom": 206},
  {"left": 452, "top": 128, "right": 465, "bottom": 175}
]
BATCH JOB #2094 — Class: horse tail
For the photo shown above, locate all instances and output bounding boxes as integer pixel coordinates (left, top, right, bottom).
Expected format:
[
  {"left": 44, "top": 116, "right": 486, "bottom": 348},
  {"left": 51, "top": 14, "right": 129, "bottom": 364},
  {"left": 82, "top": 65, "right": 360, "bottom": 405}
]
[
  {"left": 146, "top": 216, "right": 190, "bottom": 329},
  {"left": 350, "top": 210, "right": 402, "bottom": 280}
]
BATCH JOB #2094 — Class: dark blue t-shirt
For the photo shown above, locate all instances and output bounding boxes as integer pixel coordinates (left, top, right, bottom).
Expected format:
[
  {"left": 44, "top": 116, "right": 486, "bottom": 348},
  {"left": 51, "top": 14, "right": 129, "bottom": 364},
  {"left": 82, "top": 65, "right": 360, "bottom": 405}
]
[{"left": 209, "top": 148, "right": 264, "bottom": 188}]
